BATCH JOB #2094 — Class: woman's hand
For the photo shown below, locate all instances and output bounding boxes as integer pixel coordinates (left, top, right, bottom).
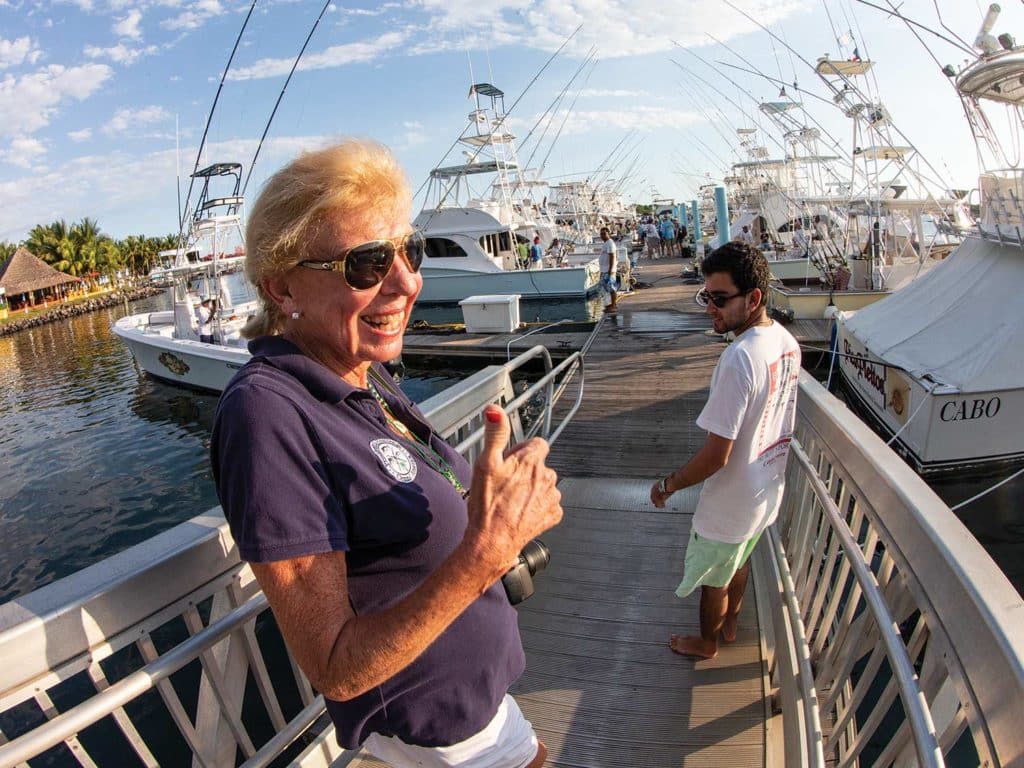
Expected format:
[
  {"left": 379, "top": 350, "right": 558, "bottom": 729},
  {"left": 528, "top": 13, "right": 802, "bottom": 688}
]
[{"left": 461, "top": 405, "right": 563, "bottom": 583}]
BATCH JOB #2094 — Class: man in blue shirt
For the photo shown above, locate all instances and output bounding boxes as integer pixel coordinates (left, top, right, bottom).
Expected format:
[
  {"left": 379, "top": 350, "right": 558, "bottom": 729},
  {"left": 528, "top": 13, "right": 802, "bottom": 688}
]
[
  {"left": 659, "top": 216, "right": 676, "bottom": 258},
  {"left": 528, "top": 236, "right": 544, "bottom": 270}
]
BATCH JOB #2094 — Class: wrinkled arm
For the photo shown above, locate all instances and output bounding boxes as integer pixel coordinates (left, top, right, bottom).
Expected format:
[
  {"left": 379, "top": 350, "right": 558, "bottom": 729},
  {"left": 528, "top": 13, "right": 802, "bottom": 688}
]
[{"left": 251, "top": 541, "right": 498, "bottom": 702}]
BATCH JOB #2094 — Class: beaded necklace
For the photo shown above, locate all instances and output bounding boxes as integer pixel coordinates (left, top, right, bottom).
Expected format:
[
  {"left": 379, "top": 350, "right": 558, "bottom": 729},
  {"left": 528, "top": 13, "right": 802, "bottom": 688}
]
[{"left": 366, "top": 374, "right": 469, "bottom": 499}]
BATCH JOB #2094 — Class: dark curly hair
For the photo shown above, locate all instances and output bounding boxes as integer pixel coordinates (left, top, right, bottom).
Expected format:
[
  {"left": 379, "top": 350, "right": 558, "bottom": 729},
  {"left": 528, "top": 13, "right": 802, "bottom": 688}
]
[{"left": 701, "top": 241, "right": 771, "bottom": 307}]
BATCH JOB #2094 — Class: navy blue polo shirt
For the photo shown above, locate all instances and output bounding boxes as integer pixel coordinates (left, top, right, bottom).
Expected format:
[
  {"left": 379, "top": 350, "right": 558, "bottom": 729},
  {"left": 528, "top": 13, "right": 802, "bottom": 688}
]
[{"left": 210, "top": 335, "right": 525, "bottom": 748}]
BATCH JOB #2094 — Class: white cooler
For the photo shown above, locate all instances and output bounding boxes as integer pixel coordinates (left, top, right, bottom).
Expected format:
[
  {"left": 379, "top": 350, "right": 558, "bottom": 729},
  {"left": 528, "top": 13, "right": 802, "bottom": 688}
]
[{"left": 458, "top": 294, "right": 522, "bottom": 333}]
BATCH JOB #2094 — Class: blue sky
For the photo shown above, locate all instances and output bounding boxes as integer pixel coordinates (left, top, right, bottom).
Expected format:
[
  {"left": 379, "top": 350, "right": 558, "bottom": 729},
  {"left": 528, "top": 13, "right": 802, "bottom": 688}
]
[{"left": 0, "top": 0, "right": 1021, "bottom": 243}]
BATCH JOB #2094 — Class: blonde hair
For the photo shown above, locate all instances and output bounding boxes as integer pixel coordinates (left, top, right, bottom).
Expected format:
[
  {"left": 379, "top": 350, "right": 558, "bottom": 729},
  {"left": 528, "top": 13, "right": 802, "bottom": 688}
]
[{"left": 241, "top": 139, "right": 411, "bottom": 338}]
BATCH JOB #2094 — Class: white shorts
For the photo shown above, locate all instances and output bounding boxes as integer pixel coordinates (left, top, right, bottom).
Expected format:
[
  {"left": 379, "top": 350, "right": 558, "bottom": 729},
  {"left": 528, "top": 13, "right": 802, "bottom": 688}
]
[{"left": 362, "top": 694, "right": 539, "bottom": 768}]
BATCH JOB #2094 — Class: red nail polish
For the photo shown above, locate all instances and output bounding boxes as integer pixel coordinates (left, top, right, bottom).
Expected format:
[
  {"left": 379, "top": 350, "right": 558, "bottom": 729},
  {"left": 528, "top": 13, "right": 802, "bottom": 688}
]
[{"left": 485, "top": 409, "right": 502, "bottom": 424}]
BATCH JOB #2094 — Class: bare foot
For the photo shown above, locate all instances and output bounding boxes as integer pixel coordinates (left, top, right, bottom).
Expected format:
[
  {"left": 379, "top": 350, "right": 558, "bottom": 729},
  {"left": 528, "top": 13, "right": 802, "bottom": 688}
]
[
  {"left": 721, "top": 614, "right": 738, "bottom": 643},
  {"left": 668, "top": 634, "right": 718, "bottom": 659}
]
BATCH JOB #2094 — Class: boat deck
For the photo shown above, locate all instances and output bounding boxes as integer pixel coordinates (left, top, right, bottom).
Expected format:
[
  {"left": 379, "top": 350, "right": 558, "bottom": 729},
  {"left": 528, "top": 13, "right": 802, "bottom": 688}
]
[{"left": 348, "top": 259, "right": 768, "bottom": 766}]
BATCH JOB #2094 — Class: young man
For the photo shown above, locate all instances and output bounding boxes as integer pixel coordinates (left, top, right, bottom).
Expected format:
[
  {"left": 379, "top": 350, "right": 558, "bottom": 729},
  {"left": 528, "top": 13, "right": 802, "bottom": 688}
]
[
  {"left": 600, "top": 227, "right": 618, "bottom": 312},
  {"left": 651, "top": 242, "right": 800, "bottom": 659},
  {"left": 529, "top": 236, "right": 544, "bottom": 270}
]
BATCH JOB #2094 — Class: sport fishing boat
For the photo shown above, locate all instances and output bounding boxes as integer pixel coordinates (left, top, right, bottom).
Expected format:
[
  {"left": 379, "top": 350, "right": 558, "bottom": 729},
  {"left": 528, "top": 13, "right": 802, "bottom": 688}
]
[
  {"left": 113, "top": 162, "right": 258, "bottom": 392},
  {"left": 413, "top": 83, "right": 602, "bottom": 302},
  {"left": 837, "top": 5, "right": 1024, "bottom": 474}
]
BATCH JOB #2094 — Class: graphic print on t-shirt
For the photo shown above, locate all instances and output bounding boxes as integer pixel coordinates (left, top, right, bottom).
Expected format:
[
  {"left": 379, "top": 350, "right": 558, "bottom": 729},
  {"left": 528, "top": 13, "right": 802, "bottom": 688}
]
[
  {"left": 756, "top": 350, "right": 800, "bottom": 468},
  {"left": 370, "top": 438, "right": 418, "bottom": 482}
]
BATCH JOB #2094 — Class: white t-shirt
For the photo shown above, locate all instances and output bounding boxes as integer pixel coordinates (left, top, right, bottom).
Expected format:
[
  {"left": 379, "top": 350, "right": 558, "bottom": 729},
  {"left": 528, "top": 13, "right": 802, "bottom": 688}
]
[
  {"left": 694, "top": 322, "right": 801, "bottom": 543},
  {"left": 602, "top": 238, "right": 617, "bottom": 272}
]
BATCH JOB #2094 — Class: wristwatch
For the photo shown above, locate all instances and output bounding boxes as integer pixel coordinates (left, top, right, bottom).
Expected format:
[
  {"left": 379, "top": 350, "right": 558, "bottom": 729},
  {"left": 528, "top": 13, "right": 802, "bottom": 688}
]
[{"left": 658, "top": 477, "right": 670, "bottom": 495}]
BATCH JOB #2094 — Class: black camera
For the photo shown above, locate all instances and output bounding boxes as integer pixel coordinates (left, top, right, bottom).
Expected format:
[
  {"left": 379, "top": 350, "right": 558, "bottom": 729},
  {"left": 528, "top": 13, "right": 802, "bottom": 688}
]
[{"left": 501, "top": 539, "right": 550, "bottom": 605}]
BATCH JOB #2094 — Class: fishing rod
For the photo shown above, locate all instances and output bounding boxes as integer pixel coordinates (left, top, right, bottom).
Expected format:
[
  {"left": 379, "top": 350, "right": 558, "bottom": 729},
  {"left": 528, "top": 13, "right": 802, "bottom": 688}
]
[
  {"left": 178, "top": 0, "right": 258, "bottom": 239},
  {"left": 698, "top": 33, "right": 852, "bottom": 165},
  {"left": 536, "top": 59, "right": 598, "bottom": 179},
  {"left": 669, "top": 54, "right": 837, "bottom": 232},
  {"left": 515, "top": 49, "right": 596, "bottom": 170},
  {"left": 510, "top": 50, "right": 597, "bottom": 201},
  {"left": 719, "top": 0, "right": 958, "bottom": 204},
  {"left": 242, "top": 0, "right": 333, "bottom": 196}
]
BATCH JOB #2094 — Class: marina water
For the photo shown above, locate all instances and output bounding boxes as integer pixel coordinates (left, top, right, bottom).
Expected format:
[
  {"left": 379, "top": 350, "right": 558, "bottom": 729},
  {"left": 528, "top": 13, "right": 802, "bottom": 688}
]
[{"left": 0, "top": 293, "right": 1020, "bottom": 606}]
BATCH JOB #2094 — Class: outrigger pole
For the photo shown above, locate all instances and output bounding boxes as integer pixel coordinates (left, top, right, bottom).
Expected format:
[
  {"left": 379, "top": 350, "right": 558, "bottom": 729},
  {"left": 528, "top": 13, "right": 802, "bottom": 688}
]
[
  {"left": 178, "top": 0, "right": 259, "bottom": 240},
  {"left": 242, "top": 0, "right": 334, "bottom": 196}
]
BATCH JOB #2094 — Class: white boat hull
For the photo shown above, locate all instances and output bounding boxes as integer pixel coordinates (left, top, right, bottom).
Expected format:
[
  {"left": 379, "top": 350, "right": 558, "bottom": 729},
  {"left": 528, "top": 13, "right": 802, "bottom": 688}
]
[
  {"left": 113, "top": 314, "right": 250, "bottom": 393},
  {"left": 419, "top": 262, "right": 602, "bottom": 303},
  {"left": 769, "top": 258, "right": 823, "bottom": 284},
  {"left": 770, "top": 285, "right": 890, "bottom": 319},
  {"left": 837, "top": 325, "right": 1024, "bottom": 474}
]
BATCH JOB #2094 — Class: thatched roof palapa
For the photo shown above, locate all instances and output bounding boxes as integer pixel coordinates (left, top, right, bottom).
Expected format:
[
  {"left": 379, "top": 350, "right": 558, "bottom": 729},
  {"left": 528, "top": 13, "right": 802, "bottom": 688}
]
[{"left": 0, "top": 247, "right": 81, "bottom": 295}]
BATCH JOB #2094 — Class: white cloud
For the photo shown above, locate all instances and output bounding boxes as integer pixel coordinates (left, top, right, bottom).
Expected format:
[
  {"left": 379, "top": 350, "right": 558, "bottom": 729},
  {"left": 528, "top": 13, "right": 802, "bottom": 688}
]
[
  {"left": 113, "top": 9, "right": 143, "bottom": 40},
  {"left": 0, "top": 134, "right": 331, "bottom": 242},
  {"left": 0, "top": 36, "right": 42, "bottom": 69},
  {"left": 161, "top": 0, "right": 224, "bottom": 31},
  {"left": 103, "top": 105, "right": 172, "bottom": 135},
  {"left": 526, "top": 106, "right": 703, "bottom": 135},
  {"left": 405, "top": 0, "right": 810, "bottom": 57},
  {"left": 228, "top": 30, "right": 408, "bottom": 80},
  {"left": 578, "top": 89, "right": 640, "bottom": 98},
  {"left": 68, "top": 128, "right": 92, "bottom": 142},
  {"left": 84, "top": 43, "right": 157, "bottom": 65},
  {"left": 1, "top": 137, "right": 47, "bottom": 169},
  {"left": 0, "top": 63, "right": 113, "bottom": 138}
]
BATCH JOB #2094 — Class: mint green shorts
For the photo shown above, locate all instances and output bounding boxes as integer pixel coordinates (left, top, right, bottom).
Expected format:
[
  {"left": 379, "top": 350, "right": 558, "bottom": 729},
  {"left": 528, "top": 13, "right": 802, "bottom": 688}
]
[{"left": 675, "top": 530, "right": 762, "bottom": 598}]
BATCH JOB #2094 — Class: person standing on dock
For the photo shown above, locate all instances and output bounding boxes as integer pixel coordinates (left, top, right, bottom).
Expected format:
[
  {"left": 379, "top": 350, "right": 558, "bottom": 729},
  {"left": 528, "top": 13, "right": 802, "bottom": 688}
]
[
  {"left": 212, "top": 140, "right": 561, "bottom": 768},
  {"left": 528, "top": 236, "right": 544, "bottom": 270},
  {"left": 600, "top": 227, "right": 619, "bottom": 312},
  {"left": 659, "top": 215, "right": 676, "bottom": 258},
  {"left": 650, "top": 241, "right": 800, "bottom": 659}
]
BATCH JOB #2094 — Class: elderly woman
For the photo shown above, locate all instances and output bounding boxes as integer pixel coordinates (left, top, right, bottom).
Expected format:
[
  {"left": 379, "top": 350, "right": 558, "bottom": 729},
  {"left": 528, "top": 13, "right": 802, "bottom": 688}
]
[{"left": 211, "top": 140, "right": 562, "bottom": 767}]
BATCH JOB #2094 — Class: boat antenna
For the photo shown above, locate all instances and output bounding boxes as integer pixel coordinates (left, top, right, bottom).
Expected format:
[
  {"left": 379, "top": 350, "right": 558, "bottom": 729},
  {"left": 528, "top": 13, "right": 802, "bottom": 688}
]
[
  {"left": 175, "top": 113, "right": 182, "bottom": 231},
  {"left": 243, "top": 0, "right": 333, "bottom": 196},
  {"left": 178, "top": 0, "right": 259, "bottom": 238}
]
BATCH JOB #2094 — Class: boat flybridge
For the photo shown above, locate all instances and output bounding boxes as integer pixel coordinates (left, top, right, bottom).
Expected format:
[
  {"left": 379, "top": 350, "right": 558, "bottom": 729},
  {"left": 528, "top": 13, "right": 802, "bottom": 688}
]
[
  {"left": 837, "top": 5, "right": 1024, "bottom": 475},
  {"left": 413, "top": 83, "right": 601, "bottom": 303},
  {"left": 112, "top": 162, "right": 257, "bottom": 392}
]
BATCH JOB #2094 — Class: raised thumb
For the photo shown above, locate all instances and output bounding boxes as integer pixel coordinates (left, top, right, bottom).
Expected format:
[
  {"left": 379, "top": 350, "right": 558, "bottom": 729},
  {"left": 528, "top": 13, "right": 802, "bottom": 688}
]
[{"left": 478, "top": 404, "right": 511, "bottom": 471}]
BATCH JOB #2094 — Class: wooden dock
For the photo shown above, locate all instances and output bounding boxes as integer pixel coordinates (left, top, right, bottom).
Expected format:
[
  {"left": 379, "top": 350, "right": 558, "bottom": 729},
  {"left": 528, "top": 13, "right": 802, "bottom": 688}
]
[{"left": 351, "top": 258, "right": 768, "bottom": 767}]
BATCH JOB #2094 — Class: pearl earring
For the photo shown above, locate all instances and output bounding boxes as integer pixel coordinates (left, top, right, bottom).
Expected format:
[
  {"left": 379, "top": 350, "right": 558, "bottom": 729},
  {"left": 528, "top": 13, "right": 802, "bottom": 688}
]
[{"left": 291, "top": 311, "right": 301, "bottom": 320}]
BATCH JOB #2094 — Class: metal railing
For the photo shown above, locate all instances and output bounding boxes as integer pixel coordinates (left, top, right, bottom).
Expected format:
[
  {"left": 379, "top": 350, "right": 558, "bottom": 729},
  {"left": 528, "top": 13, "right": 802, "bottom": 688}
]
[
  {"left": 2, "top": 358, "right": 1021, "bottom": 768},
  {"left": 0, "top": 345, "right": 585, "bottom": 768},
  {"left": 757, "top": 371, "right": 1024, "bottom": 767}
]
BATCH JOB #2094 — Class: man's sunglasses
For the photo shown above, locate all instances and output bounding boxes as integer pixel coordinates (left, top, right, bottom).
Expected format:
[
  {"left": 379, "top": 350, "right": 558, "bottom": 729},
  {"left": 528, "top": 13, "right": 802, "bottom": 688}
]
[
  {"left": 696, "top": 287, "right": 750, "bottom": 308},
  {"left": 299, "top": 231, "right": 426, "bottom": 290}
]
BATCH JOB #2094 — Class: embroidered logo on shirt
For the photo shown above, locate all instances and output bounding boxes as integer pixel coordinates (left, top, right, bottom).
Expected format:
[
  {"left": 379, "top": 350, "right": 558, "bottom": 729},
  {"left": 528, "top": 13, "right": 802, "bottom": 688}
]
[{"left": 369, "top": 438, "right": 418, "bottom": 483}]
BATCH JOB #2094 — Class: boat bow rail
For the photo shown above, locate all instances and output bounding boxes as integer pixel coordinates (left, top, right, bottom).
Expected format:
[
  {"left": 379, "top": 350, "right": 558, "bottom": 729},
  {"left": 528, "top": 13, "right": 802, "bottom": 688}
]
[{"left": 0, "top": 357, "right": 1021, "bottom": 767}]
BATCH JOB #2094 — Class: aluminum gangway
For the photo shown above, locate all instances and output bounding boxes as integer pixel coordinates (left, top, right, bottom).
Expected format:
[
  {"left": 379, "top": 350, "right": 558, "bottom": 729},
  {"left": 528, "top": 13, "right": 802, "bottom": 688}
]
[{"left": 1, "top": 266, "right": 1021, "bottom": 767}]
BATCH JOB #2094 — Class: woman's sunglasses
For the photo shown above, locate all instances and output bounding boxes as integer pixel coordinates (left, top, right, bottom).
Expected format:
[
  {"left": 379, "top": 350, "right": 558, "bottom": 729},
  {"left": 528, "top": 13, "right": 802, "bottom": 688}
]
[
  {"left": 299, "top": 231, "right": 426, "bottom": 290},
  {"left": 696, "top": 287, "right": 750, "bottom": 308}
]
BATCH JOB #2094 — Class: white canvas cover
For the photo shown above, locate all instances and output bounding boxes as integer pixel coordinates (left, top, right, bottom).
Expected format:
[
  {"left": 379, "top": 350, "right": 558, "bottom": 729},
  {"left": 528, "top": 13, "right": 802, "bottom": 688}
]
[{"left": 843, "top": 237, "right": 1023, "bottom": 393}]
